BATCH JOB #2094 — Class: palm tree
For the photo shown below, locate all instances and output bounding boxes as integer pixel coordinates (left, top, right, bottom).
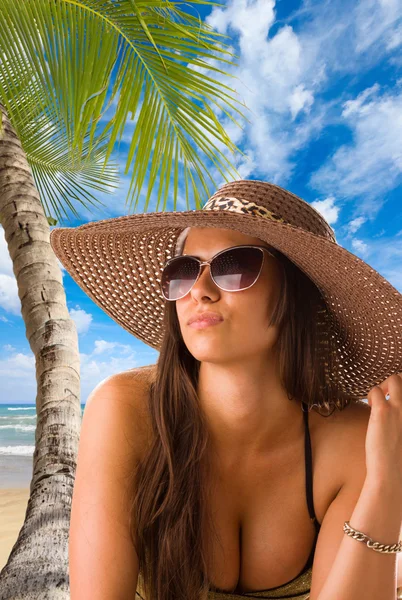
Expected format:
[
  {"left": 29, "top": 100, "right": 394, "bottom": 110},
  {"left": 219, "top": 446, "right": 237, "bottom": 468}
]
[{"left": 0, "top": 1, "right": 247, "bottom": 595}]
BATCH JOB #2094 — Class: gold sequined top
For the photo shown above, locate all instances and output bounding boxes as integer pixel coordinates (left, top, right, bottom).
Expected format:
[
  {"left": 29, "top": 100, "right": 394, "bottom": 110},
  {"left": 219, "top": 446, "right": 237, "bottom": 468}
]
[
  {"left": 135, "top": 406, "right": 319, "bottom": 600},
  {"left": 135, "top": 548, "right": 312, "bottom": 599},
  {"left": 136, "top": 564, "right": 311, "bottom": 599},
  {"left": 206, "top": 565, "right": 312, "bottom": 599}
]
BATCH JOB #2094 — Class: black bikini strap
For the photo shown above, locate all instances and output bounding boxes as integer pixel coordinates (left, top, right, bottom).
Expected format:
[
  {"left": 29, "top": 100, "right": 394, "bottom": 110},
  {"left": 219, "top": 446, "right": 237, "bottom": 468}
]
[{"left": 302, "top": 405, "right": 320, "bottom": 530}]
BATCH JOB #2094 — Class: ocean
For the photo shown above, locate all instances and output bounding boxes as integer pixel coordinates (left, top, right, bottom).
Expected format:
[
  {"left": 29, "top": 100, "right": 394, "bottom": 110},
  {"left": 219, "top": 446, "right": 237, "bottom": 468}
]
[{"left": 0, "top": 403, "right": 84, "bottom": 489}]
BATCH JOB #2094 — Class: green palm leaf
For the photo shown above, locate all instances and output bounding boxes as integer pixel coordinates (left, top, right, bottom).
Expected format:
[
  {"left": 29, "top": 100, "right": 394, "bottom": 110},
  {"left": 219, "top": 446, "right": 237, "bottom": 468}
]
[{"left": 0, "top": 0, "right": 249, "bottom": 219}]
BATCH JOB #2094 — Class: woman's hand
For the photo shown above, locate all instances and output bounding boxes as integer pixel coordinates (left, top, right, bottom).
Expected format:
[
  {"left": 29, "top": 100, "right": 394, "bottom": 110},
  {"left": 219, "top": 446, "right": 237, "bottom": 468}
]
[{"left": 366, "top": 372, "right": 402, "bottom": 489}]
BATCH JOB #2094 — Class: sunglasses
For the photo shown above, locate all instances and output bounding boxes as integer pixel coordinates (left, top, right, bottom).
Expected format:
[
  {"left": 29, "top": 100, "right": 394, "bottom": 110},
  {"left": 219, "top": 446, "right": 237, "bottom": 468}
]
[{"left": 160, "top": 244, "right": 277, "bottom": 301}]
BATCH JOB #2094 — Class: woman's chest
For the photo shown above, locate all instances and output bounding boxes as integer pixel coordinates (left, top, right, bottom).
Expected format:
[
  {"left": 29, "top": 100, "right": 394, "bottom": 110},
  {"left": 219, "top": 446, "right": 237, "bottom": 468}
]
[{"left": 202, "top": 413, "right": 345, "bottom": 594}]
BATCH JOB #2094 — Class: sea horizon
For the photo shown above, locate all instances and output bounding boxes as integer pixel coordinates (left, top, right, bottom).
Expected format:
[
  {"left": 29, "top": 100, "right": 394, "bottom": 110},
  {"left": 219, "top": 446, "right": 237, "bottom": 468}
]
[{"left": 0, "top": 402, "right": 85, "bottom": 488}]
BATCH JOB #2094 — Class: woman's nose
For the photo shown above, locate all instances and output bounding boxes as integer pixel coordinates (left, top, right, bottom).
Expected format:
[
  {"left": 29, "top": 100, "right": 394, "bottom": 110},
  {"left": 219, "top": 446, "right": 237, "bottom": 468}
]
[{"left": 190, "top": 264, "right": 218, "bottom": 296}]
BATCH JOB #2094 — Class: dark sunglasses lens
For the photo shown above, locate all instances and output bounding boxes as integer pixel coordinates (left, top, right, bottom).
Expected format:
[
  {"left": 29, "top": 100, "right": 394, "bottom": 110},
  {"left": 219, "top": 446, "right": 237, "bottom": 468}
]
[
  {"left": 161, "top": 257, "right": 199, "bottom": 300},
  {"left": 212, "top": 247, "right": 263, "bottom": 291},
  {"left": 161, "top": 247, "right": 264, "bottom": 300}
]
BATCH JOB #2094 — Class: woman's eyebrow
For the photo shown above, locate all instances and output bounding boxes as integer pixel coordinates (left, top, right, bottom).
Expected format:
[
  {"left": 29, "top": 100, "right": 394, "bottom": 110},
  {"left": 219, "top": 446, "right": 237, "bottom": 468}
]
[
  {"left": 182, "top": 248, "right": 230, "bottom": 260},
  {"left": 183, "top": 245, "right": 271, "bottom": 260},
  {"left": 183, "top": 252, "right": 213, "bottom": 260}
]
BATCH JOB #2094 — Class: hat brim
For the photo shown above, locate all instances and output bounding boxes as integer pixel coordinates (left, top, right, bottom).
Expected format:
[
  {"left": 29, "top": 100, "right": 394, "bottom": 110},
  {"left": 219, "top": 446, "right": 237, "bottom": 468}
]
[{"left": 50, "top": 209, "right": 402, "bottom": 399}]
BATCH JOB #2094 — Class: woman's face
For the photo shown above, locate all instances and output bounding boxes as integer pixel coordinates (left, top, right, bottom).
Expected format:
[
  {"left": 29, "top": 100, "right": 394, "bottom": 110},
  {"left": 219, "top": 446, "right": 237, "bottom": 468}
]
[{"left": 175, "top": 227, "right": 283, "bottom": 364}]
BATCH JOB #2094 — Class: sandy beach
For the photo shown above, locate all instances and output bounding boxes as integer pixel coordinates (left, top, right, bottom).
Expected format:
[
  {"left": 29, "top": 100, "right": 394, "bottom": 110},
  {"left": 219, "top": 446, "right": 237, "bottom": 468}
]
[{"left": 0, "top": 488, "right": 30, "bottom": 572}]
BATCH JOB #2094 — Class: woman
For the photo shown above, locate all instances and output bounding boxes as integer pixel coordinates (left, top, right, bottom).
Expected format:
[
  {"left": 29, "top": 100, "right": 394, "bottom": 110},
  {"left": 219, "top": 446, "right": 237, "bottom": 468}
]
[{"left": 50, "top": 179, "right": 402, "bottom": 600}]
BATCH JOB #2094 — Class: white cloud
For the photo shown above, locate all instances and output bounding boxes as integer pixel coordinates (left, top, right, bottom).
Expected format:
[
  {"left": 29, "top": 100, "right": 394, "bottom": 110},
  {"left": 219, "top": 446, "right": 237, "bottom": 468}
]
[
  {"left": 0, "top": 226, "right": 20, "bottom": 315},
  {"left": 0, "top": 274, "right": 20, "bottom": 315},
  {"left": 387, "top": 23, "right": 402, "bottom": 50},
  {"left": 344, "top": 216, "right": 367, "bottom": 235},
  {"left": 309, "top": 86, "right": 402, "bottom": 215},
  {"left": 289, "top": 84, "right": 315, "bottom": 120},
  {"left": 341, "top": 84, "right": 380, "bottom": 117},
  {"left": 79, "top": 350, "right": 139, "bottom": 388},
  {"left": 351, "top": 238, "right": 369, "bottom": 257},
  {"left": 185, "top": 0, "right": 326, "bottom": 183},
  {"left": 185, "top": 0, "right": 402, "bottom": 193},
  {"left": 354, "top": 0, "right": 402, "bottom": 54},
  {"left": 373, "top": 227, "right": 386, "bottom": 237},
  {"left": 0, "top": 351, "right": 35, "bottom": 381},
  {"left": 310, "top": 195, "right": 340, "bottom": 225},
  {"left": 0, "top": 225, "right": 67, "bottom": 316},
  {"left": 74, "top": 343, "right": 158, "bottom": 403},
  {"left": 0, "top": 226, "right": 14, "bottom": 277},
  {"left": 68, "top": 306, "right": 93, "bottom": 335},
  {"left": 92, "top": 339, "right": 132, "bottom": 355},
  {"left": 3, "top": 344, "right": 16, "bottom": 352},
  {"left": 207, "top": 0, "right": 276, "bottom": 39},
  {"left": 0, "top": 341, "right": 157, "bottom": 404}
]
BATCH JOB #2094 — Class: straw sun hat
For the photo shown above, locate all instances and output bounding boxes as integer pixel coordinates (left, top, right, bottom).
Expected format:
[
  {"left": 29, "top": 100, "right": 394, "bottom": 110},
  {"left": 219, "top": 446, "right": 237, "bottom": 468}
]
[{"left": 49, "top": 179, "right": 402, "bottom": 401}]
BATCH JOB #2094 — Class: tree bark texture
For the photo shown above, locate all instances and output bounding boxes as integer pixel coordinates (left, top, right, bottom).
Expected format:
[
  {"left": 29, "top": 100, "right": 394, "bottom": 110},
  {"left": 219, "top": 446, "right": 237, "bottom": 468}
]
[{"left": 0, "top": 103, "right": 81, "bottom": 599}]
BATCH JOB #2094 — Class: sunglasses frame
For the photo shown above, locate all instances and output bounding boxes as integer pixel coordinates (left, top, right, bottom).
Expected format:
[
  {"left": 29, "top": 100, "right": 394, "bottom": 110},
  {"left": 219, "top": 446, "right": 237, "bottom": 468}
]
[{"left": 161, "top": 244, "right": 277, "bottom": 301}]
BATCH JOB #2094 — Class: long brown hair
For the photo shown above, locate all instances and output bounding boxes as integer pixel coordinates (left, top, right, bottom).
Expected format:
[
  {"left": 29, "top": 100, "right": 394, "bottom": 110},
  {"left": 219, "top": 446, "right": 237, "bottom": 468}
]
[{"left": 129, "top": 243, "right": 354, "bottom": 600}]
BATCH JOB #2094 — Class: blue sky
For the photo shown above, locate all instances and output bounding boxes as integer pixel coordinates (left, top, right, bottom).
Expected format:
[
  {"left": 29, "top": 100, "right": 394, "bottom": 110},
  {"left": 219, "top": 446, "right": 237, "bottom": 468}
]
[{"left": 1, "top": 0, "right": 402, "bottom": 404}]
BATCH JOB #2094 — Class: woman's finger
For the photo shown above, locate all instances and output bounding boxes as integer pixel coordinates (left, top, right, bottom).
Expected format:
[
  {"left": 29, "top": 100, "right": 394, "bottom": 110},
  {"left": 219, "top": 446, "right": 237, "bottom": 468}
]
[
  {"left": 375, "top": 373, "right": 402, "bottom": 408},
  {"left": 367, "top": 384, "right": 387, "bottom": 408}
]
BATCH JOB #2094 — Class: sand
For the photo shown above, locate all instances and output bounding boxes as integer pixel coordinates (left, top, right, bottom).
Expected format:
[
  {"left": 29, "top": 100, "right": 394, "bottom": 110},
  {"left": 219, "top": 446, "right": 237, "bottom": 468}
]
[{"left": 0, "top": 488, "right": 30, "bottom": 572}]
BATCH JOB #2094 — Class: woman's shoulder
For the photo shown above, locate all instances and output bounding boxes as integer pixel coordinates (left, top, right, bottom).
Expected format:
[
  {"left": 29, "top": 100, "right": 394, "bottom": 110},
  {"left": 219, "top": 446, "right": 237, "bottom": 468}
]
[
  {"left": 123, "top": 363, "right": 157, "bottom": 381},
  {"left": 308, "top": 395, "right": 369, "bottom": 432},
  {"left": 312, "top": 398, "right": 370, "bottom": 441},
  {"left": 312, "top": 398, "right": 371, "bottom": 466},
  {"left": 311, "top": 399, "right": 371, "bottom": 503},
  {"left": 117, "top": 363, "right": 157, "bottom": 392},
  {"left": 331, "top": 399, "right": 371, "bottom": 462},
  {"left": 111, "top": 364, "right": 156, "bottom": 451}
]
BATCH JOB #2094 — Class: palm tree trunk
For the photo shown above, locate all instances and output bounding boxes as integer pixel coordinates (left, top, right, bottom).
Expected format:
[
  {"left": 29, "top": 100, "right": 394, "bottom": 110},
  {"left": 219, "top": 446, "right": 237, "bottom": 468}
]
[{"left": 0, "top": 103, "right": 80, "bottom": 598}]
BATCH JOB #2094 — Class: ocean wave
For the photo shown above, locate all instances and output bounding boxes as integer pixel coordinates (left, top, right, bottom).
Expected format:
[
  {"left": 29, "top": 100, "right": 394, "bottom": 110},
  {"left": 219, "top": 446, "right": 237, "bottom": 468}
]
[
  {"left": 0, "top": 445, "right": 34, "bottom": 456},
  {"left": 0, "top": 415, "right": 36, "bottom": 420},
  {"left": 0, "top": 424, "right": 36, "bottom": 432}
]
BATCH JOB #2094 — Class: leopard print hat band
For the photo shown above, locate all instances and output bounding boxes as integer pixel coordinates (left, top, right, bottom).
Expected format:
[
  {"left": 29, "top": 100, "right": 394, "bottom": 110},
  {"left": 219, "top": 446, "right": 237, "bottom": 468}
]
[{"left": 174, "top": 196, "right": 298, "bottom": 256}]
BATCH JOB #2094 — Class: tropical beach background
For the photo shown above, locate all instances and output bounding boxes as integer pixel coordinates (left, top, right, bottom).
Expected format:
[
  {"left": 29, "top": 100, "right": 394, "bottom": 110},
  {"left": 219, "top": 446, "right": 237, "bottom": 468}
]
[{"left": 1, "top": 0, "right": 402, "bottom": 586}]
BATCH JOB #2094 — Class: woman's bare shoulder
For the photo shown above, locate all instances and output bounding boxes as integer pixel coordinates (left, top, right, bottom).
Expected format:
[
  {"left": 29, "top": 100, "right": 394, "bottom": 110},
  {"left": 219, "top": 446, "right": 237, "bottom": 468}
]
[
  {"left": 314, "top": 399, "right": 370, "bottom": 485},
  {"left": 110, "top": 364, "right": 156, "bottom": 446},
  {"left": 115, "top": 364, "right": 156, "bottom": 394},
  {"left": 312, "top": 397, "right": 370, "bottom": 433},
  {"left": 313, "top": 398, "right": 371, "bottom": 461},
  {"left": 123, "top": 364, "right": 156, "bottom": 382},
  {"left": 334, "top": 399, "right": 371, "bottom": 455}
]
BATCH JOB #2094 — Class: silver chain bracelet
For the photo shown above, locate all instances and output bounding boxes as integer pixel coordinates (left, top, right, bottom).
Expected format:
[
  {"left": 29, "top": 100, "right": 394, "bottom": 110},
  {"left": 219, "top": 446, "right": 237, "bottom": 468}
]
[{"left": 344, "top": 521, "right": 402, "bottom": 553}]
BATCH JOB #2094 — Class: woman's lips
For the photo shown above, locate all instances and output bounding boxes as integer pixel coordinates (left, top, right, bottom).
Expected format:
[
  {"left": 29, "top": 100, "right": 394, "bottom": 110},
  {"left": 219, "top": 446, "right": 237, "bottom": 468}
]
[{"left": 188, "top": 317, "right": 223, "bottom": 329}]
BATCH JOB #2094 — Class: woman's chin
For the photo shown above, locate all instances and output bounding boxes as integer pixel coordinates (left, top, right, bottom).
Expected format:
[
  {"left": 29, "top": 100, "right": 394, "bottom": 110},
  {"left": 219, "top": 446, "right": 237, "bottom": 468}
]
[{"left": 184, "top": 340, "right": 225, "bottom": 361}]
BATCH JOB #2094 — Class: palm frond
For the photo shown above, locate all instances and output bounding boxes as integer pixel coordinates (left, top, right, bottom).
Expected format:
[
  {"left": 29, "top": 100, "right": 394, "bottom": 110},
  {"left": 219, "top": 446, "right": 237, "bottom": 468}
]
[{"left": 0, "top": 0, "right": 249, "bottom": 215}]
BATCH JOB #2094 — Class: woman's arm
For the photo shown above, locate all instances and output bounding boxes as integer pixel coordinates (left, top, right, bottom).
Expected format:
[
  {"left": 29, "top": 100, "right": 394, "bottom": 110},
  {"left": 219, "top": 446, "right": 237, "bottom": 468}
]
[
  {"left": 398, "top": 552, "right": 402, "bottom": 589},
  {"left": 69, "top": 372, "right": 148, "bottom": 599},
  {"left": 314, "top": 477, "right": 402, "bottom": 600}
]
